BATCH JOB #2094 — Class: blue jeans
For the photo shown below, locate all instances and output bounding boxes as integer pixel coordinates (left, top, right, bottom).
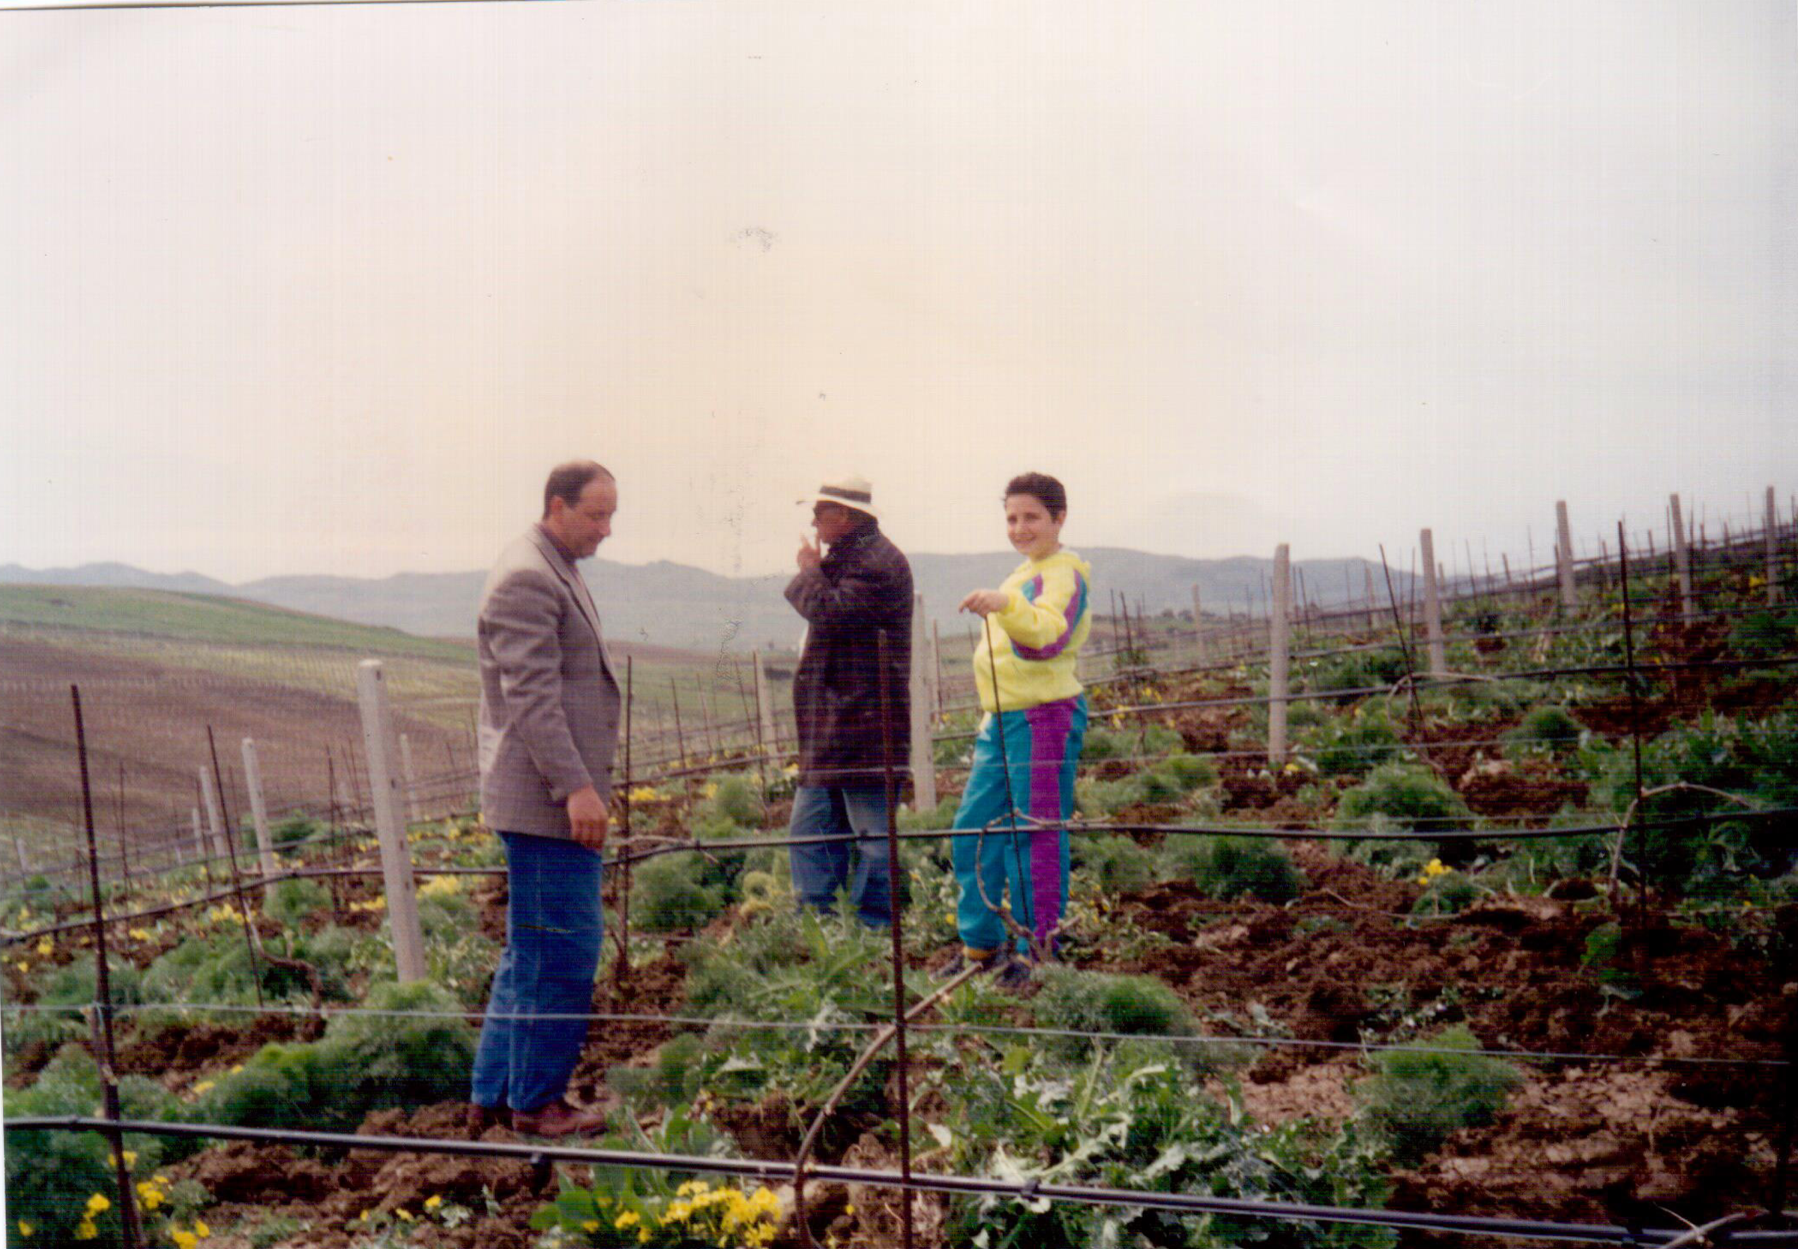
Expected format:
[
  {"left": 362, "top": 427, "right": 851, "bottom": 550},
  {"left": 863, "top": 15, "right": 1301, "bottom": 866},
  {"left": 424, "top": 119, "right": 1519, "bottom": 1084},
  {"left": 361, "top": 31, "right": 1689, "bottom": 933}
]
[
  {"left": 787, "top": 785, "right": 895, "bottom": 928},
  {"left": 470, "top": 832, "right": 604, "bottom": 1113}
]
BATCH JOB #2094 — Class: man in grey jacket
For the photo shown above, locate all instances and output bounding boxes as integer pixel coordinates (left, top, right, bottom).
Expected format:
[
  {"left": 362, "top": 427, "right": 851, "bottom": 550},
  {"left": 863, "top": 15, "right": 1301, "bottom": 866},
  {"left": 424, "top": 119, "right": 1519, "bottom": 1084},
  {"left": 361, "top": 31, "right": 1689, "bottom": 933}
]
[{"left": 468, "top": 461, "right": 620, "bottom": 1138}]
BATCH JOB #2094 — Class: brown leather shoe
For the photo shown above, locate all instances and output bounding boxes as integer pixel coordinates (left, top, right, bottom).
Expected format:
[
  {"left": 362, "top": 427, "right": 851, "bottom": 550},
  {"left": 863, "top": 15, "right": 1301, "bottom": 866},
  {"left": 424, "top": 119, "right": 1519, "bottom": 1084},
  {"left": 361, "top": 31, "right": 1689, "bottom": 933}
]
[
  {"left": 511, "top": 1098, "right": 607, "bottom": 1138},
  {"left": 464, "top": 1103, "right": 512, "bottom": 1133}
]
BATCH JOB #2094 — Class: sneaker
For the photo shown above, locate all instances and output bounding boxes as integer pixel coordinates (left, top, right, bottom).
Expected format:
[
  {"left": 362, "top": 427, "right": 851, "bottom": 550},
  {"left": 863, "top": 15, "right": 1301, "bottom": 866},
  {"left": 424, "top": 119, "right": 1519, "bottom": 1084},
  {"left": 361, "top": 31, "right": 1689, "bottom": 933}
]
[
  {"left": 992, "top": 956, "right": 1033, "bottom": 991},
  {"left": 930, "top": 948, "right": 1006, "bottom": 982}
]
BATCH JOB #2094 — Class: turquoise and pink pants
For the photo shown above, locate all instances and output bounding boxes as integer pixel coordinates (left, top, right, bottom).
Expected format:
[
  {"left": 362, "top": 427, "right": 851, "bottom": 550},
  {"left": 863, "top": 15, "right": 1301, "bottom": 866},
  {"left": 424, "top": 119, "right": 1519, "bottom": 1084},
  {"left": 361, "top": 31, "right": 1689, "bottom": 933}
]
[{"left": 951, "top": 695, "right": 1088, "bottom": 956}]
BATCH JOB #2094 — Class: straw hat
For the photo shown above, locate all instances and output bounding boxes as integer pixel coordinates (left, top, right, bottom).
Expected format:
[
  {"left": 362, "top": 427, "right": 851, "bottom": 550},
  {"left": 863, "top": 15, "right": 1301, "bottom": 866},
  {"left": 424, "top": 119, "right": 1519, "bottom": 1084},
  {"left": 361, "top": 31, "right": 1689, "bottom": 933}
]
[{"left": 798, "top": 474, "right": 880, "bottom": 520}]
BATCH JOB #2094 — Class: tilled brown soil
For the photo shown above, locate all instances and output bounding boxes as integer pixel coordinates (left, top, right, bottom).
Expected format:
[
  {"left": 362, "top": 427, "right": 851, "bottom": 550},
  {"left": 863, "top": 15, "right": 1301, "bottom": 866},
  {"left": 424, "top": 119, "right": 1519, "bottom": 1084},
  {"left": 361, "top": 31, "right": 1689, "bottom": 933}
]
[{"left": 28, "top": 813, "right": 1794, "bottom": 1248}]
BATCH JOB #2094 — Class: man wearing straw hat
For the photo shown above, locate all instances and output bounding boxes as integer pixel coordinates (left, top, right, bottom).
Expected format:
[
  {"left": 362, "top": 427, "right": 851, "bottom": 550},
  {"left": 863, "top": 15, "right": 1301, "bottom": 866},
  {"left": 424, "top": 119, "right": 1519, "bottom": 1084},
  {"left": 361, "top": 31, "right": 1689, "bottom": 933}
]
[{"left": 784, "top": 474, "right": 914, "bottom": 927}]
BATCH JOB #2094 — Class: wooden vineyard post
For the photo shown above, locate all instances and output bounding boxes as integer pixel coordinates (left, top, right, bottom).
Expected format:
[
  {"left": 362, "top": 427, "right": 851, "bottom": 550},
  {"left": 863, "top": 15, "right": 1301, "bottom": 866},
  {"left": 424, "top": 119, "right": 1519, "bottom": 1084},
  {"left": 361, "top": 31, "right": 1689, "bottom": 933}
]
[
  {"left": 240, "top": 737, "right": 279, "bottom": 882},
  {"left": 908, "top": 594, "right": 937, "bottom": 811},
  {"left": 190, "top": 806, "right": 207, "bottom": 860},
  {"left": 199, "top": 765, "right": 229, "bottom": 859},
  {"left": 355, "top": 660, "right": 427, "bottom": 984},
  {"left": 1268, "top": 544, "right": 1291, "bottom": 767},
  {"left": 1555, "top": 500, "right": 1578, "bottom": 611},
  {"left": 1364, "top": 565, "right": 1378, "bottom": 632},
  {"left": 1671, "top": 493, "right": 1695, "bottom": 622},
  {"left": 1767, "top": 485, "right": 1782, "bottom": 606},
  {"left": 1420, "top": 528, "right": 1447, "bottom": 677},
  {"left": 400, "top": 732, "right": 423, "bottom": 823}
]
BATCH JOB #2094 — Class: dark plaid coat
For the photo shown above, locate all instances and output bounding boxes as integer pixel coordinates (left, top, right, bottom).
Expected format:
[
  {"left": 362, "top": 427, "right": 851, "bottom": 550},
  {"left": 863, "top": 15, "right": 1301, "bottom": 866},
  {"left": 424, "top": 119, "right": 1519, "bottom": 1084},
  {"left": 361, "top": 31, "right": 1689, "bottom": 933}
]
[{"left": 784, "top": 520, "right": 913, "bottom": 787}]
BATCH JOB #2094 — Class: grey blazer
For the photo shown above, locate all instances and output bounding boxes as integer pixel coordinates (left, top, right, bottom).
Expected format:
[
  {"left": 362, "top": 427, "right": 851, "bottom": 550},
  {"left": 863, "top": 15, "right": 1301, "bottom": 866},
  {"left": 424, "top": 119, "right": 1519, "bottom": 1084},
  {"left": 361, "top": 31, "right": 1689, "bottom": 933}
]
[{"left": 476, "top": 526, "right": 622, "bottom": 838}]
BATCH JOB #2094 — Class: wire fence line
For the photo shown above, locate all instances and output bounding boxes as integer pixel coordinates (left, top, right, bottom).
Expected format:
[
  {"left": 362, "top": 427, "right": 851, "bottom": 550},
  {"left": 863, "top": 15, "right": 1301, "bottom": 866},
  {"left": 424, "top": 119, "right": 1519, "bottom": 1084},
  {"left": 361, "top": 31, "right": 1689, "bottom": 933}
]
[
  {"left": 1, "top": 998, "right": 1782, "bottom": 1071},
  {"left": 14, "top": 1116, "right": 1795, "bottom": 1249}
]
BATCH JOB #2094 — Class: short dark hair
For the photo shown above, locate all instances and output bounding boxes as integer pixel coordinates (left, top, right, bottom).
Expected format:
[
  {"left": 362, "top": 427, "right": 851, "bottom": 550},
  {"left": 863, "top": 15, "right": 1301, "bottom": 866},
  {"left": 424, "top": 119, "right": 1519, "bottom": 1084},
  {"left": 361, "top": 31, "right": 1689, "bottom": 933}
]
[
  {"left": 1004, "top": 472, "right": 1067, "bottom": 520},
  {"left": 543, "top": 461, "right": 614, "bottom": 519}
]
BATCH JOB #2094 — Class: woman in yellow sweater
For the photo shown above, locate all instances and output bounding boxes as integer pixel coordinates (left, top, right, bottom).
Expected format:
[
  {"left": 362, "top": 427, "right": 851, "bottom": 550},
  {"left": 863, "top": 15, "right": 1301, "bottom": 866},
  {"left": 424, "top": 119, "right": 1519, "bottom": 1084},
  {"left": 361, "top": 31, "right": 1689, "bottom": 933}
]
[{"left": 944, "top": 472, "right": 1092, "bottom": 981}]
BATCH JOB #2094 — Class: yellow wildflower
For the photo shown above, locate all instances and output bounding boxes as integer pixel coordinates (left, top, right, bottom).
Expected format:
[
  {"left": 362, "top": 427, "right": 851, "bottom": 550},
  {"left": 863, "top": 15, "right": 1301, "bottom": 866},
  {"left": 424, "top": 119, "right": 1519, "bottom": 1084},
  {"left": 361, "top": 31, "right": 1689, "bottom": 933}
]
[
  {"left": 171, "top": 1230, "right": 198, "bottom": 1249},
  {"left": 35, "top": 937, "right": 52, "bottom": 956},
  {"left": 395, "top": 1209, "right": 413, "bottom": 1222},
  {"left": 581, "top": 1220, "right": 599, "bottom": 1232},
  {"left": 615, "top": 1211, "right": 640, "bottom": 1229},
  {"left": 16, "top": 1219, "right": 33, "bottom": 1237},
  {"left": 75, "top": 1221, "right": 98, "bottom": 1241},
  {"left": 193, "top": 1219, "right": 210, "bottom": 1238},
  {"left": 14, "top": 960, "right": 28, "bottom": 972},
  {"left": 129, "top": 928, "right": 152, "bottom": 941},
  {"left": 85, "top": 1195, "right": 110, "bottom": 1215},
  {"left": 190, "top": 1080, "right": 215, "bottom": 1095},
  {"left": 424, "top": 1195, "right": 442, "bottom": 1211},
  {"left": 136, "top": 1182, "right": 164, "bottom": 1211},
  {"left": 229, "top": 1064, "right": 242, "bottom": 1074},
  {"left": 638, "top": 1230, "right": 650, "bottom": 1245}
]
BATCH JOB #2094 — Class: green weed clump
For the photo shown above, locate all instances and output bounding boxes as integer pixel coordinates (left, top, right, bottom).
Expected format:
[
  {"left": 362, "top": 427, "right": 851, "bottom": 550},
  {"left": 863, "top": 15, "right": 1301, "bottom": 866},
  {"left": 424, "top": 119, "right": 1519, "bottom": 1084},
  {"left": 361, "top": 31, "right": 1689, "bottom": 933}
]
[
  {"left": 265, "top": 878, "right": 331, "bottom": 927},
  {"left": 1356, "top": 1025, "right": 1522, "bottom": 1163},
  {"left": 1335, "top": 764, "right": 1472, "bottom": 871},
  {"left": 704, "top": 775, "right": 765, "bottom": 828},
  {"left": 1504, "top": 705, "right": 1585, "bottom": 758},
  {"left": 631, "top": 858, "right": 726, "bottom": 932},
  {"left": 1728, "top": 609, "right": 1797, "bottom": 661},
  {"left": 194, "top": 980, "right": 474, "bottom": 1134},
  {"left": 1160, "top": 835, "right": 1305, "bottom": 904},
  {"left": 1081, "top": 723, "right": 1184, "bottom": 762},
  {"left": 1030, "top": 966, "right": 1197, "bottom": 1059},
  {"left": 1303, "top": 708, "right": 1405, "bottom": 778},
  {"left": 271, "top": 813, "right": 323, "bottom": 855},
  {"left": 4, "top": 1050, "right": 200, "bottom": 1245},
  {"left": 142, "top": 928, "right": 355, "bottom": 1006},
  {"left": 1304, "top": 647, "right": 1412, "bottom": 701},
  {"left": 1073, "top": 836, "right": 1156, "bottom": 894},
  {"left": 1598, "top": 708, "right": 1798, "bottom": 889},
  {"left": 942, "top": 1046, "right": 1392, "bottom": 1249}
]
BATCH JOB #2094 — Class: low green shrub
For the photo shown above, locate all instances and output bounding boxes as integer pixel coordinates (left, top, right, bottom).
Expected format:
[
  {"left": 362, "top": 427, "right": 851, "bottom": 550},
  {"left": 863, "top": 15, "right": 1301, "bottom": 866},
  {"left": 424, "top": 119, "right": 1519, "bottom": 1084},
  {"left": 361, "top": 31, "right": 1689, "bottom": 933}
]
[
  {"left": 1030, "top": 966, "right": 1196, "bottom": 1058},
  {"left": 271, "top": 813, "right": 323, "bottom": 855},
  {"left": 631, "top": 858, "right": 726, "bottom": 932},
  {"left": 195, "top": 980, "right": 474, "bottom": 1134},
  {"left": 1598, "top": 709, "right": 1798, "bottom": 889},
  {"left": 704, "top": 774, "right": 764, "bottom": 828},
  {"left": 941, "top": 1045, "right": 1391, "bottom": 1249},
  {"left": 1304, "top": 647, "right": 1412, "bottom": 700},
  {"left": 1411, "top": 868, "right": 1481, "bottom": 917},
  {"left": 1356, "top": 1025, "right": 1521, "bottom": 1163},
  {"left": 1336, "top": 764, "right": 1470, "bottom": 831},
  {"left": 1072, "top": 835, "right": 1155, "bottom": 894},
  {"left": 265, "top": 878, "right": 330, "bottom": 927},
  {"left": 1504, "top": 705, "right": 1585, "bottom": 758},
  {"left": 1161, "top": 835, "right": 1304, "bottom": 903},
  {"left": 4, "top": 1050, "right": 196, "bottom": 1246},
  {"left": 1305, "top": 711, "right": 1405, "bottom": 778},
  {"left": 1728, "top": 609, "right": 1797, "bottom": 661}
]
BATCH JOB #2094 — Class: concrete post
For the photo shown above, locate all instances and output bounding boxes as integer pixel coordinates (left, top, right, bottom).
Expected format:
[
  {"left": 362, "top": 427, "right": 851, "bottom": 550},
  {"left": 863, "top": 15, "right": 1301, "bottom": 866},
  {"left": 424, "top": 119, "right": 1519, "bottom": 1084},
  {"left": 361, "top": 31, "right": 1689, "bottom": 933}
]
[
  {"left": 240, "top": 738, "right": 278, "bottom": 880},
  {"left": 191, "top": 806, "right": 207, "bottom": 859},
  {"left": 1671, "top": 493, "right": 1694, "bottom": 622},
  {"left": 399, "top": 732, "right": 423, "bottom": 823},
  {"left": 1555, "top": 501, "right": 1577, "bottom": 611},
  {"left": 199, "top": 766, "right": 228, "bottom": 859},
  {"left": 356, "top": 660, "right": 427, "bottom": 984},
  {"left": 908, "top": 594, "right": 937, "bottom": 810},
  {"left": 1268, "top": 545, "right": 1291, "bottom": 767},
  {"left": 1420, "top": 529, "right": 1447, "bottom": 676}
]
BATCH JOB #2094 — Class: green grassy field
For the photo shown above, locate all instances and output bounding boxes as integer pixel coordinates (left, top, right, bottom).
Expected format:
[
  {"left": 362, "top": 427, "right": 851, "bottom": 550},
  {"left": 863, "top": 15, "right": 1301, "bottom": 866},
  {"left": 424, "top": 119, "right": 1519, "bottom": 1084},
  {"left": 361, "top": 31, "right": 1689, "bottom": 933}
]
[{"left": 0, "top": 585, "right": 474, "bottom": 661}]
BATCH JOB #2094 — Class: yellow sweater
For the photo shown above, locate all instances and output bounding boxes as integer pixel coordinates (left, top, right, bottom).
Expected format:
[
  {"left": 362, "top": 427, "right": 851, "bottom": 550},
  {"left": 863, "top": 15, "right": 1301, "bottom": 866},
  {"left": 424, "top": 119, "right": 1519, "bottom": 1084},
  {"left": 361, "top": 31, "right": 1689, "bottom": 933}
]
[{"left": 971, "top": 549, "right": 1093, "bottom": 713}]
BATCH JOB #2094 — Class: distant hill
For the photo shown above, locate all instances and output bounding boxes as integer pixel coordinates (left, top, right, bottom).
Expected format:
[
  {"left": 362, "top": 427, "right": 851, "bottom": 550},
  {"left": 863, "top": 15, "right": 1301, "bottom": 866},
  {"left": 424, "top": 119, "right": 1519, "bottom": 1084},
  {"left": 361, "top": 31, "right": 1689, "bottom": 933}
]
[{"left": 1, "top": 551, "right": 1414, "bottom": 652}]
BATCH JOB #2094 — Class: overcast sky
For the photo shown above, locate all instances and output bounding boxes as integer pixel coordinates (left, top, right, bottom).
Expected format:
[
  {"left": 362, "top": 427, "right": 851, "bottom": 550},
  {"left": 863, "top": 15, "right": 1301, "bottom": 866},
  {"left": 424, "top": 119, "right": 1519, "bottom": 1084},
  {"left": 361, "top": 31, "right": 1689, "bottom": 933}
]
[{"left": 2, "top": 1, "right": 1794, "bottom": 584}]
